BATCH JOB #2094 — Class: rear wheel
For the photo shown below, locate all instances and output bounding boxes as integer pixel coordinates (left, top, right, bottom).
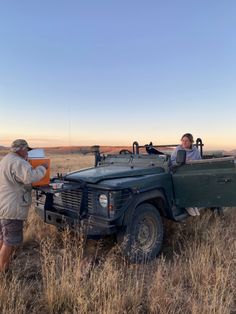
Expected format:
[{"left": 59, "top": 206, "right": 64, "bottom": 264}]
[
  {"left": 209, "top": 207, "right": 226, "bottom": 215},
  {"left": 117, "top": 203, "right": 163, "bottom": 263}
]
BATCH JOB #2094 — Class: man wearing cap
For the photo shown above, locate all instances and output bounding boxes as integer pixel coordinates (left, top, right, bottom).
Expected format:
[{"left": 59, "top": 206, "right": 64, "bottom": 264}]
[{"left": 0, "top": 139, "right": 48, "bottom": 272}]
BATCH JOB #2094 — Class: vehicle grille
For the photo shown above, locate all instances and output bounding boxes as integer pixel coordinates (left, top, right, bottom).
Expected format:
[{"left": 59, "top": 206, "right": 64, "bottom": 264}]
[
  {"left": 53, "top": 188, "right": 131, "bottom": 214},
  {"left": 87, "top": 190, "right": 97, "bottom": 214},
  {"left": 54, "top": 189, "right": 83, "bottom": 212}
]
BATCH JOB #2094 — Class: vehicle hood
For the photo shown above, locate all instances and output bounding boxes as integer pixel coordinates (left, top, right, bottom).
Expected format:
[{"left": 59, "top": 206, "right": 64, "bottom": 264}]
[{"left": 64, "top": 165, "right": 165, "bottom": 184}]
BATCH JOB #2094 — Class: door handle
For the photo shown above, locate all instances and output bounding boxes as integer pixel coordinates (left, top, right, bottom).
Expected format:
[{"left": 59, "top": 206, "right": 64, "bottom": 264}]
[{"left": 217, "top": 177, "right": 232, "bottom": 183}]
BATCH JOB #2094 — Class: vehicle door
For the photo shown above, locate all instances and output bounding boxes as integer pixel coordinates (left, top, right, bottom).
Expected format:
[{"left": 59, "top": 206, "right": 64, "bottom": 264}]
[{"left": 171, "top": 157, "right": 236, "bottom": 208}]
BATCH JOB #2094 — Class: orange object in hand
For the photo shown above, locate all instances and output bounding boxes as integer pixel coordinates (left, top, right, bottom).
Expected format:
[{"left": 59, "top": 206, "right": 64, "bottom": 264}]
[{"left": 29, "top": 158, "right": 50, "bottom": 186}]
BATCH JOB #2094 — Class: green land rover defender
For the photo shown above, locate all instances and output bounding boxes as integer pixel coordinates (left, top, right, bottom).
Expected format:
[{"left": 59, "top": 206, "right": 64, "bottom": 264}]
[{"left": 34, "top": 140, "right": 236, "bottom": 262}]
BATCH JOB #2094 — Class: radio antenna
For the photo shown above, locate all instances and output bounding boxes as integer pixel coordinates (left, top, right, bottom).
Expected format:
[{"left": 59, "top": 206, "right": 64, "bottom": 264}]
[
  {"left": 67, "top": 106, "right": 72, "bottom": 172},
  {"left": 67, "top": 106, "right": 71, "bottom": 148}
]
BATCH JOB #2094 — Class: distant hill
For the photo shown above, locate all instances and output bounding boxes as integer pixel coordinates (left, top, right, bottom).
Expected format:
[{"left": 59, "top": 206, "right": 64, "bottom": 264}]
[
  {"left": 43, "top": 146, "right": 133, "bottom": 155},
  {"left": 43, "top": 146, "right": 236, "bottom": 156},
  {"left": 1, "top": 145, "right": 236, "bottom": 156}
]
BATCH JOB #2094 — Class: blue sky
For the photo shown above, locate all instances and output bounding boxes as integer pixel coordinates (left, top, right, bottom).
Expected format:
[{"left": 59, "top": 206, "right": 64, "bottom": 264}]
[{"left": 0, "top": 1, "right": 236, "bottom": 149}]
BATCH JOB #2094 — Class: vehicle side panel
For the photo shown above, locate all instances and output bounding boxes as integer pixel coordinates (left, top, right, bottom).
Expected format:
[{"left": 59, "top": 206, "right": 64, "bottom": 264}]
[{"left": 172, "top": 158, "right": 236, "bottom": 207}]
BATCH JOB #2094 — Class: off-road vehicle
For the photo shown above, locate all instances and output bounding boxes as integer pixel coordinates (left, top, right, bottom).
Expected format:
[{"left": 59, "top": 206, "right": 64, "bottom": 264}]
[{"left": 34, "top": 139, "right": 236, "bottom": 262}]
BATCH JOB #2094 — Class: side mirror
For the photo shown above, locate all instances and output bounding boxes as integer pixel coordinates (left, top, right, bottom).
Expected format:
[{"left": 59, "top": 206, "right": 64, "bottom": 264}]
[{"left": 176, "top": 150, "right": 186, "bottom": 165}]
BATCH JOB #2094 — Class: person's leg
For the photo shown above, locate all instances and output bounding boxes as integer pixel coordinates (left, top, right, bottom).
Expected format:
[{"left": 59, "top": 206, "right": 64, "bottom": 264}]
[
  {"left": 0, "top": 219, "right": 23, "bottom": 272},
  {"left": 186, "top": 207, "right": 197, "bottom": 216},
  {"left": 186, "top": 207, "right": 201, "bottom": 216},
  {"left": 0, "top": 244, "right": 14, "bottom": 272},
  {"left": 194, "top": 207, "right": 200, "bottom": 216}
]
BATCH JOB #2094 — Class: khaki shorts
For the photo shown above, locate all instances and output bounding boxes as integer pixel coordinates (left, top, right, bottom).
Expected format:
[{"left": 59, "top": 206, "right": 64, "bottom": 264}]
[{"left": 0, "top": 219, "right": 24, "bottom": 246}]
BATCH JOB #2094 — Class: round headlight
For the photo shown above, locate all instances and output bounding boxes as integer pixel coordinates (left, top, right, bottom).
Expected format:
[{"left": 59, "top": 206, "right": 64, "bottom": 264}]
[{"left": 99, "top": 194, "right": 108, "bottom": 208}]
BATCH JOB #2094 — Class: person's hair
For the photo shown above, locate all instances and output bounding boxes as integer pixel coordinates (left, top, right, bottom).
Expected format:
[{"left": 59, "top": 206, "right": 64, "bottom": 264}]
[{"left": 181, "top": 133, "right": 194, "bottom": 143}]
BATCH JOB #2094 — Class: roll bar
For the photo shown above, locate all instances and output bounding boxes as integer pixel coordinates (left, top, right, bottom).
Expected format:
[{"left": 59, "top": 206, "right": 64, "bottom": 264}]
[
  {"left": 195, "top": 138, "right": 204, "bottom": 157},
  {"left": 132, "top": 139, "right": 204, "bottom": 156},
  {"left": 91, "top": 139, "right": 204, "bottom": 166},
  {"left": 132, "top": 141, "right": 139, "bottom": 154}
]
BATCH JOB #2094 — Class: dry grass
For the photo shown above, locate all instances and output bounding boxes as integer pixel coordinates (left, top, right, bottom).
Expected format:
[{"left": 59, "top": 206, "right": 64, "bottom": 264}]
[
  {"left": 46, "top": 153, "right": 94, "bottom": 176},
  {"left": 0, "top": 153, "right": 235, "bottom": 313}
]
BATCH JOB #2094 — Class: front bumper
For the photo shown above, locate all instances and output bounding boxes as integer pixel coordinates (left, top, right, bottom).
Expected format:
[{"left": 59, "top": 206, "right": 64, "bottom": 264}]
[{"left": 35, "top": 205, "right": 117, "bottom": 236}]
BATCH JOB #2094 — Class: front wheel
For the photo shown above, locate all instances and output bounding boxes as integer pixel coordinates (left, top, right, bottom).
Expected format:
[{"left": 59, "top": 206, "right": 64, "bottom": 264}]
[{"left": 117, "top": 203, "right": 163, "bottom": 263}]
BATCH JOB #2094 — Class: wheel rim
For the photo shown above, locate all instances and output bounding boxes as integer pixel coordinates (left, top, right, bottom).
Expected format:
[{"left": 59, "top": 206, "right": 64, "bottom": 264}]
[{"left": 135, "top": 216, "right": 157, "bottom": 252}]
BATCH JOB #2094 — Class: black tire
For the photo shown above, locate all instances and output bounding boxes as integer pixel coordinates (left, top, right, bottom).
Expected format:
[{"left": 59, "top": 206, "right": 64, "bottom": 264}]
[
  {"left": 117, "top": 203, "right": 163, "bottom": 263},
  {"left": 209, "top": 207, "right": 226, "bottom": 216}
]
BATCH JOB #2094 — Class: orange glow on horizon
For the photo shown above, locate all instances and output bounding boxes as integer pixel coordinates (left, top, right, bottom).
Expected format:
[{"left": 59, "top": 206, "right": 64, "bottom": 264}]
[{"left": 0, "top": 135, "right": 235, "bottom": 152}]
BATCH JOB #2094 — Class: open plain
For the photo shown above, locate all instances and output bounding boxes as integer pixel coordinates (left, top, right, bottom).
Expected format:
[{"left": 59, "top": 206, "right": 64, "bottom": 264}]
[{"left": 0, "top": 150, "right": 235, "bottom": 314}]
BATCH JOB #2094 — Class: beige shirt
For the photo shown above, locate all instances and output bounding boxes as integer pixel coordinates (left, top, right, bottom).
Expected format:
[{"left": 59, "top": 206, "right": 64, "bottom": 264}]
[{"left": 0, "top": 152, "right": 46, "bottom": 220}]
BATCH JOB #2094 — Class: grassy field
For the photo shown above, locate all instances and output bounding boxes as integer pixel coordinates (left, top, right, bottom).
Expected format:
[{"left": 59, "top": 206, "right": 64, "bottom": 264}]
[{"left": 0, "top": 153, "right": 235, "bottom": 314}]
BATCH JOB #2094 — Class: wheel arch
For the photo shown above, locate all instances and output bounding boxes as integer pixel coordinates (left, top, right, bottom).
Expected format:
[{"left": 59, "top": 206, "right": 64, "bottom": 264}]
[{"left": 121, "top": 189, "right": 167, "bottom": 227}]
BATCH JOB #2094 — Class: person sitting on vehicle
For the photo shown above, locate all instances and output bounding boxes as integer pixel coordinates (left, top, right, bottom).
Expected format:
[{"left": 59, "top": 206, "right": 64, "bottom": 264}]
[
  {"left": 171, "top": 133, "right": 202, "bottom": 217},
  {"left": 170, "top": 133, "right": 201, "bottom": 163}
]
